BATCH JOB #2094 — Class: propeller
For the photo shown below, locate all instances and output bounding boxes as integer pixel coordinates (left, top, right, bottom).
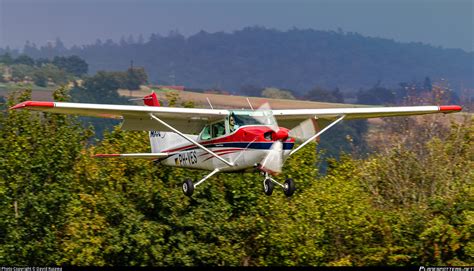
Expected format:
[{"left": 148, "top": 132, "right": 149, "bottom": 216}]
[{"left": 252, "top": 103, "right": 319, "bottom": 174}]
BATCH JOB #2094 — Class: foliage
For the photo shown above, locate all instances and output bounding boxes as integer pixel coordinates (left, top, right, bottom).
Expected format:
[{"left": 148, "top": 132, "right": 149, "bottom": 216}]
[
  {"left": 0, "top": 88, "right": 92, "bottom": 265},
  {"left": 304, "top": 86, "right": 344, "bottom": 103},
  {"left": 121, "top": 67, "right": 148, "bottom": 90},
  {"left": 261, "top": 87, "right": 295, "bottom": 100},
  {"left": 52, "top": 56, "right": 88, "bottom": 77},
  {"left": 70, "top": 71, "right": 128, "bottom": 138},
  {"left": 0, "top": 89, "right": 472, "bottom": 266},
  {"left": 10, "top": 64, "right": 35, "bottom": 81},
  {"left": 357, "top": 83, "right": 396, "bottom": 105}
]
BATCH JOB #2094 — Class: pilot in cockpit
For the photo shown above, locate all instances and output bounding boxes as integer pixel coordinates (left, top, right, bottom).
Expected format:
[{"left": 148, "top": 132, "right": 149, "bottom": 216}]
[{"left": 229, "top": 113, "right": 239, "bottom": 132}]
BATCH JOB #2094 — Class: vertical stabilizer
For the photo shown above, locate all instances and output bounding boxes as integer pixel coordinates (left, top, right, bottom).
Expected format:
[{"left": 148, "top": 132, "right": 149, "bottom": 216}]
[
  {"left": 143, "top": 92, "right": 160, "bottom": 106},
  {"left": 144, "top": 92, "right": 187, "bottom": 153}
]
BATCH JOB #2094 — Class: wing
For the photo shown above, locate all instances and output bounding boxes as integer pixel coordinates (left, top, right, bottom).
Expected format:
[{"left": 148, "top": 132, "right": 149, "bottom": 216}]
[
  {"left": 10, "top": 101, "right": 230, "bottom": 134},
  {"left": 272, "top": 105, "right": 462, "bottom": 129}
]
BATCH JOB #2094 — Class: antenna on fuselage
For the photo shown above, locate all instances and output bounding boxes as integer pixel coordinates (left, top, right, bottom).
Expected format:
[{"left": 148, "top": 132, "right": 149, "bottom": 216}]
[
  {"left": 246, "top": 98, "right": 254, "bottom": 111},
  {"left": 206, "top": 97, "right": 214, "bottom": 109}
]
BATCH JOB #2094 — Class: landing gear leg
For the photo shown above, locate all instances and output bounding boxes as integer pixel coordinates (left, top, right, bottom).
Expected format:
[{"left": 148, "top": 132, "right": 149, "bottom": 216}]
[{"left": 182, "top": 168, "right": 220, "bottom": 197}]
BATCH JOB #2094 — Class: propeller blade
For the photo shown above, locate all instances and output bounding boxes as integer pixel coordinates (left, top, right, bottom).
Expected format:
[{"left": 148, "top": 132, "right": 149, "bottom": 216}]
[
  {"left": 252, "top": 102, "right": 279, "bottom": 132},
  {"left": 260, "top": 141, "right": 284, "bottom": 174},
  {"left": 288, "top": 118, "right": 319, "bottom": 142}
]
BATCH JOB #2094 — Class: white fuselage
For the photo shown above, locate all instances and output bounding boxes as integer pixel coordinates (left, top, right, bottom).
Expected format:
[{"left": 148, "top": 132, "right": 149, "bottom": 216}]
[{"left": 149, "top": 125, "right": 294, "bottom": 172}]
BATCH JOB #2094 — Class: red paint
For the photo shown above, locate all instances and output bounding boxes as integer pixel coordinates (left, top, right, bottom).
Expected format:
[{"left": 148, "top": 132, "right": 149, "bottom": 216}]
[
  {"left": 198, "top": 148, "right": 243, "bottom": 157},
  {"left": 143, "top": 92, "right": 160, "bottom": 106},
  {"left": 439, "top": 105, "right": 462, "bottom": 112},
  {"left": 93, "top": 154, "right": 121, "bottom": 158},
  {"left": 10, "top": 101, "right": 55, "bottom": 110},
  {"left": 273, "top": 128, "right": 289, "bottom": 141},
  {"left": 202, "top": 150, "right": 240, "bottom": 162}
]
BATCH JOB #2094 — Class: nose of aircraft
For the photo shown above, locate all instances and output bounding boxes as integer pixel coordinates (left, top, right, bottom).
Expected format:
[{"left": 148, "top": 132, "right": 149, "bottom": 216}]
[{"left": 273, "top": 128, "right": 289, "bottom": 141}]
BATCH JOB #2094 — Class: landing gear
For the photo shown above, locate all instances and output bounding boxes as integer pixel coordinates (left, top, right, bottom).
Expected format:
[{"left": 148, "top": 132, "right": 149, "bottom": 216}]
[
  {"left": 283, "top": 178, "right": 296, "bottom": 197},
  {"left": 182, "top": 178, "right": 194, "bottom": 196},
  {"left": 182, "top": 168, "right": 220, "bottom": 197},
  {"left": 263, "top": 178, "right": 274, "bottom": 196},
  {"left": 262, "top": 173, "right": 296, "bottom": 197}
]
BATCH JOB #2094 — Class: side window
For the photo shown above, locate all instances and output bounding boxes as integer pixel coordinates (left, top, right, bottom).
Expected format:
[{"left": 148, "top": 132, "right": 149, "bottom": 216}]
[
  {"left": 211, "top": 121, "right": 225, "bottom": 138},
  {"left": 200, "top": 125, "right": 211, "bottom": 140}
]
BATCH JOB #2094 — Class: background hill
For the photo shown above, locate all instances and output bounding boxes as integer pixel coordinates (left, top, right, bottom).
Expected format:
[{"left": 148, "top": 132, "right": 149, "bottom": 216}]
[{"left": 4, "top": 27, "right": 473, "bottom": 94}]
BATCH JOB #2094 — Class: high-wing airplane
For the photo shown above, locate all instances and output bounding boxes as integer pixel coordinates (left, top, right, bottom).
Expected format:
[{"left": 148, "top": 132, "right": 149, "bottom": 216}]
[{"left": 11, "top": 92, "right": 462, "bottom": 197}]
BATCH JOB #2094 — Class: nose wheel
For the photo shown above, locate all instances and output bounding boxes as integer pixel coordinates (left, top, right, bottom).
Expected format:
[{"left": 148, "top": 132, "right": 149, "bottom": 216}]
[
  {"left": 283, "top": 178, "right": 295, "bottom": 197},
  {"left": 263, "top": 178, "right": 275, "bottom": 196}
]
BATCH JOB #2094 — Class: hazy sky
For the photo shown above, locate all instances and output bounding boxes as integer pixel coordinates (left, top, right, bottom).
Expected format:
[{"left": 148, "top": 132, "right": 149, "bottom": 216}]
[{"left": 0, "top": 0, "right": 472, "bottom": 52}]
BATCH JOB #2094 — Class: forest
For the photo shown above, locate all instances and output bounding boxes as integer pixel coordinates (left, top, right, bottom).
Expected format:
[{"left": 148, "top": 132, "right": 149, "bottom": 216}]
[
  {"left": 0, "top": 88, "right": 472, "bottom": 266},
  {"left": 1, "top": 27, "right": 473, "bottom": 94}
]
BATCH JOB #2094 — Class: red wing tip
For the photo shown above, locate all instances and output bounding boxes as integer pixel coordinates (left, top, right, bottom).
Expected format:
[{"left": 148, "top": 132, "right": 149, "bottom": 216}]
[
  {"left": 439, "top": 105, "right": 462, "bottom": 112},
  {"left": 10, "top": 101, "right": 55, "bottom": 110},
  {"left": 93, "top": 154, "right": 121, "bottom": 158}
]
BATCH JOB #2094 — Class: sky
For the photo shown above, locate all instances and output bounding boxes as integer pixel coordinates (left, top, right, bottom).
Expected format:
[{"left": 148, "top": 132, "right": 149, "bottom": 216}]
[{"left": 0, "top": 0, "right": 472, "bottom": 52}]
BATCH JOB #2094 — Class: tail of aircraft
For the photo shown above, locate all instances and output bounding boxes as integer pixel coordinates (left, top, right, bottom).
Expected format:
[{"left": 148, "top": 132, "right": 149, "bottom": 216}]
[{"left": 143, "top": 92, "right": 188, "bottom": 153}]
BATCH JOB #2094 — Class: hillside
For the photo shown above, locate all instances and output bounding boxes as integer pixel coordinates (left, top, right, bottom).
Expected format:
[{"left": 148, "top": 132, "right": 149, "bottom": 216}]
[
  {"left": 118, "top": 88, "right": 360, "bottom": 109},
  {"left": 9, "top": 27, "right": 473, "bottom": 94}
]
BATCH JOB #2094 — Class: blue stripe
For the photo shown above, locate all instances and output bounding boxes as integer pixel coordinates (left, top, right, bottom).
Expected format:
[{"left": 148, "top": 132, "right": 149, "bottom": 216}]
[
  {"left": 205, "top": 142, "right": 294, "bottom": 150},
  {"left": 169, "top": 142, "right": 294, "bottom": 154}
]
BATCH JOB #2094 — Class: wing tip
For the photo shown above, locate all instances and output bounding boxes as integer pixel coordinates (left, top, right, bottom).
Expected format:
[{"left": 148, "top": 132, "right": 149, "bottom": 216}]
[
  {"left": 439, "top": 105, "right": 462, "bottom": 113},
  {"left": 10, "top": 101, "right": 55, "bottom": 110}
]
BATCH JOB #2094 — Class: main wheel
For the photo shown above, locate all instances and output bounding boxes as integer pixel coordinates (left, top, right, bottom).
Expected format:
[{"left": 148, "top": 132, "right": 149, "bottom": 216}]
[
  {"left": 283, "top": 178, "right": 296, "bottom": 197},
  {"left": 263, "top": 178, "right": 274, "bottom": 196},
  {"left": 182, "top": 178, "right": 194, "bottom": 196}
]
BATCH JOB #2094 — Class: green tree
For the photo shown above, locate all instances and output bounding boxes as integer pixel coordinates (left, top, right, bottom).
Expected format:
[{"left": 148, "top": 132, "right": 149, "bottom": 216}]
[
  {"left": 10, "top": 64, "right": 35, "bottom": 81},
  {"left": 0, "top": 88, "right": 91, "bottom": 265},
  {"left": 123, "top": 67, "right": 148, "bottom": 90},
  {"left": 261, "top": 87, "right": 295, "bottom": 100},
  {"left": 14, "top": 54, "right": 35, "bottom": 66},
  {"left": 25, "top": 63, "right": 70, "bottom": 87},
  {"left": 52, "top": 55, "right": 88, "bottom": 77},
  {"left": 304, "top": 86, "right": 344, "bottom": 103},
  {"left": 0, "top": 53, "right": 14, "bottom": 65}
]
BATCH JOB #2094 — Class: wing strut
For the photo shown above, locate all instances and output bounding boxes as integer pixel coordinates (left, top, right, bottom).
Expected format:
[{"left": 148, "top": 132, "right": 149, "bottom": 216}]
[
  {"left": 289, "top": 115, "right": 346, "bottom": 156},
  {"left": 148, "top": 113, "right": 234, "bottom": 167}
]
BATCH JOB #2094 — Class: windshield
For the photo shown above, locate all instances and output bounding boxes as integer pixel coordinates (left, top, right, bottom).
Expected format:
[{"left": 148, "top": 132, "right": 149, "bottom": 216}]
[{"left": 230, "top": 110, "right": 276, "bottom": 127}]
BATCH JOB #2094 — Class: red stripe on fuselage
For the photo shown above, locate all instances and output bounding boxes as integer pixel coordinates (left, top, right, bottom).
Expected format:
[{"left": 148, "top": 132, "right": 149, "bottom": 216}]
[
  {"left": 197, "top": 148, "right": 243, "bottom": 157},
  {"left": 202, "top": 150, "right": 241, "bottom": 162}
]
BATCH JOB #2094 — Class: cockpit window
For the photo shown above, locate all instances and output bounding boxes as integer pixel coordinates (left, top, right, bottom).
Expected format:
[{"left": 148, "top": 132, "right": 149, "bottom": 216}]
[
  {"left": 211, "top": 121, "right": 225, "bottom": 138},
  {"left": 200, "top": 125, "right": 211, "bottom": 140},
  {"left": 230, "top": 110, "right": 277, "bottom": 127}
]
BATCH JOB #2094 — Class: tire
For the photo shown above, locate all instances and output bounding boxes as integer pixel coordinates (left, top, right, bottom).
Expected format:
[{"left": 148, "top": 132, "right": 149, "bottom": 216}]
[
  {"left": 283, "top": 178, "right": 296, "bottom": 197},
  {"left": 182, "top": 178, "right": 194, "bottom": 197},
  {"left": 263, "top": 178, "right": 274, "bottom": 196}
]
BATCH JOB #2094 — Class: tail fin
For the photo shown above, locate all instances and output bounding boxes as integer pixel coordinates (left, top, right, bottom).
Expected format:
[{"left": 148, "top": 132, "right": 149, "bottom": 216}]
[
  {"left": 143, "top": 92, "right": 160, "bottom": 106},
  {"left": 144, "top": 92, "right": 186, "bottom": 153}
]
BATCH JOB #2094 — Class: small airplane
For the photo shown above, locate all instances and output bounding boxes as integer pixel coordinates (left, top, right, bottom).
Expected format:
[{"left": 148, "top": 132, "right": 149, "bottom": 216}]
[{"left": 10, "top": 92, "right": 462, "bottom": 197}]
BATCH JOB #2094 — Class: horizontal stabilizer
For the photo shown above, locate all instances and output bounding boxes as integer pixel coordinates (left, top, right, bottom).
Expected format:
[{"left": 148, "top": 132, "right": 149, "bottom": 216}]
[{"left": 93, "top": 153, "right": 168, "bottom": 159}]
